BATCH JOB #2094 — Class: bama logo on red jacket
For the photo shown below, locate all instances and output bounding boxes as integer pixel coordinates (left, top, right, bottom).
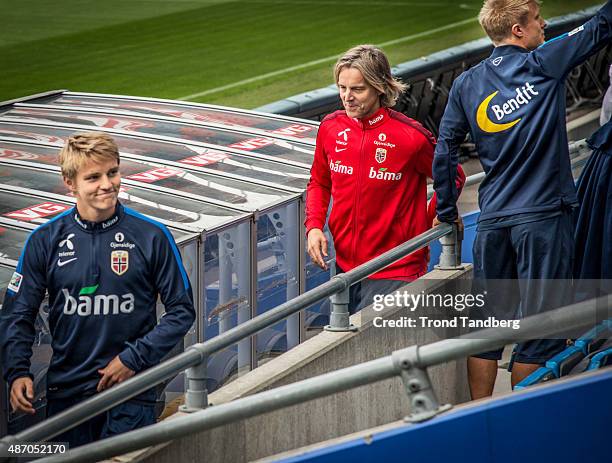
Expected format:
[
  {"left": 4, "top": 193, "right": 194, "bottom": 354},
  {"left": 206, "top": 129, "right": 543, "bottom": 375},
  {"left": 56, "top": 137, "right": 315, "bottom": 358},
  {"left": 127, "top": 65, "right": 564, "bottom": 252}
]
[{"left": 368, "top": 166, "right": 402, "bottom": 181}]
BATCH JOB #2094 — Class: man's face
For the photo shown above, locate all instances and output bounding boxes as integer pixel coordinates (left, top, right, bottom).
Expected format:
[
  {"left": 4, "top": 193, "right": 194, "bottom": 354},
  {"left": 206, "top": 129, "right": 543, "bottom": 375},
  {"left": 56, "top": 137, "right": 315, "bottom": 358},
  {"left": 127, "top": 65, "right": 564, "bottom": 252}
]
[
  {"left": 337, "top": 67, "right": 381, "bottom": 119},
  {"left": 64, "top": 157, "right": 120, "bottom": 221},
  {"left": 521, "top": 3, "right": 546, "bottom": 50}
]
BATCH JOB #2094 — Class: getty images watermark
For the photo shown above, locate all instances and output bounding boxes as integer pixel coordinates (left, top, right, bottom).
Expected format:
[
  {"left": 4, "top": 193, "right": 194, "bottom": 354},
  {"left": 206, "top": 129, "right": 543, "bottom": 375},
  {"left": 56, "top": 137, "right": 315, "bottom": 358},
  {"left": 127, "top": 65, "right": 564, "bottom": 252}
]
[{"left": 370, "top": 290, "right": 521, "bottom": 330}]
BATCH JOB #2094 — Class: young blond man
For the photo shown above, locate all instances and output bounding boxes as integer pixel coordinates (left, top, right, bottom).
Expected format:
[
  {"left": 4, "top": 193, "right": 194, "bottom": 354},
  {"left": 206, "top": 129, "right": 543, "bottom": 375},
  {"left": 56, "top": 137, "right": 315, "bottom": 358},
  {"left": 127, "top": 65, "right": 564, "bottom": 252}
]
[
  {"left": 433, "top": 0, "right": 612, "bottom": 398},
  {"left": 0, "top": 132, "right": 195, "bottom": 446}
]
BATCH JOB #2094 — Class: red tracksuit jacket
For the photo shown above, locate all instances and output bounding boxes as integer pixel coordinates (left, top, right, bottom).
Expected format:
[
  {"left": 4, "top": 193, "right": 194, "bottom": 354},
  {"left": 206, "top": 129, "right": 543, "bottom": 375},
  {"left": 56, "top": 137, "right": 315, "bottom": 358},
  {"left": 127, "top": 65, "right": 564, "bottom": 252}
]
[{"left": 306, "top": 107, "right": 465, "bottom": 280}]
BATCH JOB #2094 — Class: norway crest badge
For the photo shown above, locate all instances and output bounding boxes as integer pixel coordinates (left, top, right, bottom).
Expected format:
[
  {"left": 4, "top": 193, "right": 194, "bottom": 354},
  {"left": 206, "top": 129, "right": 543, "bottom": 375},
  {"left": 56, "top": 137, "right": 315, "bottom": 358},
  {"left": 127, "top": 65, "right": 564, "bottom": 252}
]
[
  {"left": 111, "top": 250, "right": 129, "bottom": 276},
  {"left": 375, "top": 148, "right": 387, "bottom": 164}
]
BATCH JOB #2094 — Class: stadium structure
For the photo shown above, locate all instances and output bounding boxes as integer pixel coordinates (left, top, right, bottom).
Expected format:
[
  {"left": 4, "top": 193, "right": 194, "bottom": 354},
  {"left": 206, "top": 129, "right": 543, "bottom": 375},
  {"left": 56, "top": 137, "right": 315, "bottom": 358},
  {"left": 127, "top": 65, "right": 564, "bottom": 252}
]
[{"left": 0, "top": 7, "right": 610, "bottom": 463}]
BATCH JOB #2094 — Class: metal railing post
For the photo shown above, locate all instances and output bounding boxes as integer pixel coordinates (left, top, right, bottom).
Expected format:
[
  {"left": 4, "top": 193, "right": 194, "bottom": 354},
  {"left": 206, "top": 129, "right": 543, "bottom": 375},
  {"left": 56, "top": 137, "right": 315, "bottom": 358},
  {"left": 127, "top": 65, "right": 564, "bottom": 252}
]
[
  {"left": 436, "top": 224, "right": 464, "bottom": 270},
  {"left": 179, "top": 358, "right": 208, "bottom": 413},
  {"left": 324, "top": 274, "right": 358, "bottom": 332},
  {"left": 392, "top": 346, "right": 451, "bottom": 423}
]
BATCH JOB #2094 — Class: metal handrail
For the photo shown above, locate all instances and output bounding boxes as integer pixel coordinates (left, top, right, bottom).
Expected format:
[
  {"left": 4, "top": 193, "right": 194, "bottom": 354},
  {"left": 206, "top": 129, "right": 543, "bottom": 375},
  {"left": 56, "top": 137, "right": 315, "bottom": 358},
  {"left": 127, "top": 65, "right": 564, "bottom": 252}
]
[
  {"left": 32, "top": 294, "right": 612, "bottom": 463},
  {"left": 0, "top": 223, "right": 454, "bottom": 449}
]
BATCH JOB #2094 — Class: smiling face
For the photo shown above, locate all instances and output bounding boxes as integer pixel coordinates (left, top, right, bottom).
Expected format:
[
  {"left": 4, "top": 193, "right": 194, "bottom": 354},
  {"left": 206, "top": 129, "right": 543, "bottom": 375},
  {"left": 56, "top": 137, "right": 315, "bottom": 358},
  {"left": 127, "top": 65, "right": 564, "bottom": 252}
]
[
  {"left": 337, "top": 67, "right": 381, "bottom": 119},
  {"left": 64, "top": 157, "right": 121, "bottom": 222}
]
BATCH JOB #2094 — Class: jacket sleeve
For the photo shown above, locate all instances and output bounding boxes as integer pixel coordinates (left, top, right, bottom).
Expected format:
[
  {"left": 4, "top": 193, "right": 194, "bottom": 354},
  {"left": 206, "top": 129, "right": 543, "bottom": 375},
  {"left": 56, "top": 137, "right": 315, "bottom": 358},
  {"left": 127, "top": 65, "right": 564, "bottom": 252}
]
[
  {"left": 0, "top": 230, "right": 48, "bottom": 387},
  {"left": 305, "top": 122, "right": 332, "bottom": 234},
  {"left": 410, "top": 126, "right": 467, "bottom": 225},
  {"left": 118, "top": 226, "right": 195, "bottom": 372},
  {"left": 536, "top": 1, "right": 612, "bottom": 80},
  {"left": 433, "top": 80, "right": 470, "bottom": 222}
]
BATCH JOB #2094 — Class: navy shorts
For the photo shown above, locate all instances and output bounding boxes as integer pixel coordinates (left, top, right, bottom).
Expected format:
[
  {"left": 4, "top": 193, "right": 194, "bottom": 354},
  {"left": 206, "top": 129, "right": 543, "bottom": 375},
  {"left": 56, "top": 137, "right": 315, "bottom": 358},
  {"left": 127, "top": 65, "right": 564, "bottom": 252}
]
[
  {"left": 46, "top": 392, "right": 156, "bottom": 448},
  {"left": 471, "top": 212, "right": 573, "bottom": 364}
]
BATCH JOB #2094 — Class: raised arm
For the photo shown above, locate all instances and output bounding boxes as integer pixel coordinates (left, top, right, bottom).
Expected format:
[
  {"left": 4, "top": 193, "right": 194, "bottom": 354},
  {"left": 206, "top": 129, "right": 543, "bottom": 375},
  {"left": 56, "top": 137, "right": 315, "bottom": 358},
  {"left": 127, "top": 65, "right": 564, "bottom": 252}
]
[{"left": 536, "top": 1, "right": 612, "bottom": 80}]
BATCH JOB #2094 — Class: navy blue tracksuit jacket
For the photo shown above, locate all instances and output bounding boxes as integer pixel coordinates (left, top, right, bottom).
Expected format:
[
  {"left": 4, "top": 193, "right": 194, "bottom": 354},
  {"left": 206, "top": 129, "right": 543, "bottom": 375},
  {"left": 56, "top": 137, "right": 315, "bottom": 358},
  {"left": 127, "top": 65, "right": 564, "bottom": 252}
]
[
  {"left": 0, "top": 203, "right": 195, "bottom": 399},
  {"left": 433, "top": 2, "right": 612, "bottom": 223}
]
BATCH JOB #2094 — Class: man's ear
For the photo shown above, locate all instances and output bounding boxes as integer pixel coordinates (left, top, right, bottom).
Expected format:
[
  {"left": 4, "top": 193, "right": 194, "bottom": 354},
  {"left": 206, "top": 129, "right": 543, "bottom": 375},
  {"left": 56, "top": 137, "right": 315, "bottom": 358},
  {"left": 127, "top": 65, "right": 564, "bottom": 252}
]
[
  {"left": 510, "top": 22, "right": 525, "bottom": 39},
  {"left": 63, "top": 176, "right": 75, "bottom": 193}
]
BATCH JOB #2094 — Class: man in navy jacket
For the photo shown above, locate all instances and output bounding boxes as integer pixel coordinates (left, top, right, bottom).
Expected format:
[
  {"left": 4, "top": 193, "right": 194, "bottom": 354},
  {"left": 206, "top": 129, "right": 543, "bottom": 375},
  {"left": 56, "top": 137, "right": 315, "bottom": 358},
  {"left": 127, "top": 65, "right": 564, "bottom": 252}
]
[
  {"left": 433, "top": 0, "right": 612, "bottom": 397},
  {"left": 0, "top": 132, "right": 195, "bottom": 445}
]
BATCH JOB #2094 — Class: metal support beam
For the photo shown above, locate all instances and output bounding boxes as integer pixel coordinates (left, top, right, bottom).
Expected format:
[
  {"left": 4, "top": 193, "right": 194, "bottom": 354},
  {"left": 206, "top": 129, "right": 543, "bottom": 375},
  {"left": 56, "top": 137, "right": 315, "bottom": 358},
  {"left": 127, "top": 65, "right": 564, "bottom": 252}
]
[
  {"left": 180, "top": 360, "right": 209, "bottom": 412},
  {"left": 436, "top": 224, "right": 464, "bottom": 270},
  {"left": 392, "top": 347, "right": 451, "bottom": 423},
  {"left": 324, "top": 276, "right": 357, "bottom": 332}
]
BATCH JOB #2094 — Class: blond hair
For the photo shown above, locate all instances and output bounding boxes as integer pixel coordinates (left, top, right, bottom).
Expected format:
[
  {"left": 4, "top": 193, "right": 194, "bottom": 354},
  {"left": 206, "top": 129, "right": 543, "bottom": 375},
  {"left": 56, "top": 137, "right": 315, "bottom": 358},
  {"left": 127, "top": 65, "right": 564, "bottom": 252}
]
[
  {"left": 58, "top": 132, "right": 120, "bottom": 180},
  {"left": 334, "top": 45, "right": 406, "bottom": 108},
  {"left": 479, "top": 0, "right": 541, "bottom": 43}
]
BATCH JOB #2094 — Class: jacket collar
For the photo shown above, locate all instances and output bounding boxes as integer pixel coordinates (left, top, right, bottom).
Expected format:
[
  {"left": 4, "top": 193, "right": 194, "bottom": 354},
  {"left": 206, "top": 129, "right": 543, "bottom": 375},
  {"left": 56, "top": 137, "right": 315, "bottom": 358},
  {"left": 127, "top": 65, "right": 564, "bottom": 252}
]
[
  {"left": 72, "top": 202, "right": 124, "bottom": 232},
  {"left": 357, "top": 107, "right": 388, "bottom": 130},
  {"left": 490, "top": 44, "right": 530, "bottom": 59}
]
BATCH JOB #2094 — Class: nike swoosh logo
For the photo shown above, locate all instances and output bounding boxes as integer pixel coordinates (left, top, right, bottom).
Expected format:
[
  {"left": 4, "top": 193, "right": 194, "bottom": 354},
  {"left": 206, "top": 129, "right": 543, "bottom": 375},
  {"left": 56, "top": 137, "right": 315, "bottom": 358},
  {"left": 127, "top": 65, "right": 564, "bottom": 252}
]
[
  {"left": 335, "top": 147, "right": 347, "bottom": 152},
  {"left": 57, "top": 258, "right": 77, "bottom": 267}
]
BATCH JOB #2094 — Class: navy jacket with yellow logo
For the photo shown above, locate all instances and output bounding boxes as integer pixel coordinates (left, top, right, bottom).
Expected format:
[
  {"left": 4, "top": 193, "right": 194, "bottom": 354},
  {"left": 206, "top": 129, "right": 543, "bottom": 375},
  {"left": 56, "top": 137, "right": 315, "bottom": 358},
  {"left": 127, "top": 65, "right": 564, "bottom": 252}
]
[
  {"left": 0, "top": 203, "right": 195, "bottom": 399},
  {"left": 433, "top": 2, "right": 612, "bottom": 222}
]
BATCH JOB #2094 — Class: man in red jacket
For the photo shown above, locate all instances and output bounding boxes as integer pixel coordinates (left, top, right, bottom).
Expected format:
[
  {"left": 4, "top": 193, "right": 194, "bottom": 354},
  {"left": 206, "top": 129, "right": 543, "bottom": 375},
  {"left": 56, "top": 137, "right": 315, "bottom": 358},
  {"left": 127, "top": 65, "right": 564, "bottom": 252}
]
[{"left": 306, "top": 44, "right": 465, "bottom": 313}]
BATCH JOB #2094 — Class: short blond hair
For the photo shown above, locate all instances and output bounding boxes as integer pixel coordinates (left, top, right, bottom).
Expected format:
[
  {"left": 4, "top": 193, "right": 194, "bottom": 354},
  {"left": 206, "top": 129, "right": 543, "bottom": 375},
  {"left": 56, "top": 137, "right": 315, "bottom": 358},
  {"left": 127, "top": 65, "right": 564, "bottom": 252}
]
[
  {"left": 334, "top": 44, "right": 406, "bottom": 108},
  {"left": 58, "top": 132, "right": 120, "bottom": 180},
  {"left": 479, "top": 0, "right": 541, "bottom": 43}
]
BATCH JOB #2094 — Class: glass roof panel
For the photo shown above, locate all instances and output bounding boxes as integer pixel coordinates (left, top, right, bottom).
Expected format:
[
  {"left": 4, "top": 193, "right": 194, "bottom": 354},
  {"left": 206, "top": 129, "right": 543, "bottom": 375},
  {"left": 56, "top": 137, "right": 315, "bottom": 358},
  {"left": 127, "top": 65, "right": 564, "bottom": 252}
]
[
  {"left": 0, "top": 142, "right": 292, "bottom": 210},
  {"left": 0, "top": 123, "right": 310, "bottom": 190},
  {"left": 1, "top": 107, "right": 314, "bottom": 165},
  {"left": 0, "top": 190, "right": 72, "bottom": 223},
  {"left": 0, "top": 225, "right": 30, "bottom": 261},
  {"left": 0, "top": 265, "right": 16, "bottom": 306},
  {"left": 0, "top": 165, "right": 245, "bottom": 232},
  {"left": 34, "top": 94, "right": 318, "bottom": 143}
]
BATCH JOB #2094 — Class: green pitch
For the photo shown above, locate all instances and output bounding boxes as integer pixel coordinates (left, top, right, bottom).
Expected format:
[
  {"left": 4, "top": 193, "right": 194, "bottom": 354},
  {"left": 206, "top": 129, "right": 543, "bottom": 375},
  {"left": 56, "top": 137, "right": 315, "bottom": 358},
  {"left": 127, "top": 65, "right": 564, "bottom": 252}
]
[{"left": 0, "top": 0, "right": 602, "bottom": 109}]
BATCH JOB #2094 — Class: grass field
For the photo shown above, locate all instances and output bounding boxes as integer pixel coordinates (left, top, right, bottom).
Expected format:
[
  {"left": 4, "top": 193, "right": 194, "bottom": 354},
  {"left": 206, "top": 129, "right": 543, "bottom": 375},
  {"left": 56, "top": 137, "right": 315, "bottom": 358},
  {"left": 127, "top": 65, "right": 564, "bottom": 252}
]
[{"left": 0, "top": 0, "right": 602, "bottom": 109}]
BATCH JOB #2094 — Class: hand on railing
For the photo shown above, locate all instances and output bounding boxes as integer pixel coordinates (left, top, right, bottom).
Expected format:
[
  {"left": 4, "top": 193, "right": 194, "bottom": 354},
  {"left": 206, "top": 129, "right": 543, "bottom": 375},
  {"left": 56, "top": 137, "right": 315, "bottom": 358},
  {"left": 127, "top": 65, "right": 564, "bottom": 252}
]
[
  {"left": 433, "top": 215, "right": 464, "bottom": 235},
  {"left": 433, "top": 217, "right": 464, "bottom": 270}
]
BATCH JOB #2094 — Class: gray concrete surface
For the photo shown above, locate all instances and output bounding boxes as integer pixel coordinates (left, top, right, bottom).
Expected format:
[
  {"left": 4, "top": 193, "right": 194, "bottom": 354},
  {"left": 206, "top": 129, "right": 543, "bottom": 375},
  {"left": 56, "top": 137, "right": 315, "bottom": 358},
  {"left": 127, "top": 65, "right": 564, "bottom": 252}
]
[{"left": 124, "top": 267, "right": 473, "bottom": 463}]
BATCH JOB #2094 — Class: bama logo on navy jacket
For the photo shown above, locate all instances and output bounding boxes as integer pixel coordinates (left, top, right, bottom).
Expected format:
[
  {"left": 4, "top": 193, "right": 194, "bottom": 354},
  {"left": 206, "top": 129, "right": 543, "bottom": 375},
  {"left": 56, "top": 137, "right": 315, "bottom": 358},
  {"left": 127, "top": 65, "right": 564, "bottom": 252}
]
[{"left": 61, "top": 284, "right": 135, "bottom": 316}]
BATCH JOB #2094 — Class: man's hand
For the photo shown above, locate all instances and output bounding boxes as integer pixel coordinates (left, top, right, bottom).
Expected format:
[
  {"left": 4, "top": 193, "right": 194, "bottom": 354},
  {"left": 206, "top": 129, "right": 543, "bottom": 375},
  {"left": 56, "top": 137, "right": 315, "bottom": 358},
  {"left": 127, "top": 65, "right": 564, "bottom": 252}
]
[
  {"left": 10, "top": 377, "right": 35, "bottom": 415},
  {"left": 307, "top": 228, "right": 329, "bottom": 270},
  {"left": 433, "top": 215, "right": 464, "bottom": 234},
  {"left": 97, "top": 356, "right": 135, "bottom": 392}
]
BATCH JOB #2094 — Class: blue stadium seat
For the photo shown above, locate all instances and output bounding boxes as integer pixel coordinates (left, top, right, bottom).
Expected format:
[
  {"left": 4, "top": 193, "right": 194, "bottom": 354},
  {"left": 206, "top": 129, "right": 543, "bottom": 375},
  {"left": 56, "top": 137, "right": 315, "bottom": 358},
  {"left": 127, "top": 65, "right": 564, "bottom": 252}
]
[
  {"left": 573, "top": 320, "right": 612, "bottom": 355},
  {"left": 545, "top": 346, "right": 585, "bottom": 378},
  {"left": 586, "top": 347, "right": 612, "bottom": 371},
  {"left": 514, "top": 367, "right": 556, "bottom": 390}
]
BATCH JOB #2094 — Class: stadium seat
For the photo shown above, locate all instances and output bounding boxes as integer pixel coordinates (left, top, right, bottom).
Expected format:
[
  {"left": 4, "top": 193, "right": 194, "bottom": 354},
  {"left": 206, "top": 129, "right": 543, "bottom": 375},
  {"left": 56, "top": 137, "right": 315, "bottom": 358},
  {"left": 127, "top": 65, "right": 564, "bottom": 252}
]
[
  {"left": 586, "top": 347, "right": 612, "bottom": 371},
  {"left": 514, "top": 367, "right": 556, "bottom": 390},
  {"left": 545, "top": 346, "right": 585, "bottom": 378},
  {"left": 573, "top": 320, "right": 612, "bottom": 355}
]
